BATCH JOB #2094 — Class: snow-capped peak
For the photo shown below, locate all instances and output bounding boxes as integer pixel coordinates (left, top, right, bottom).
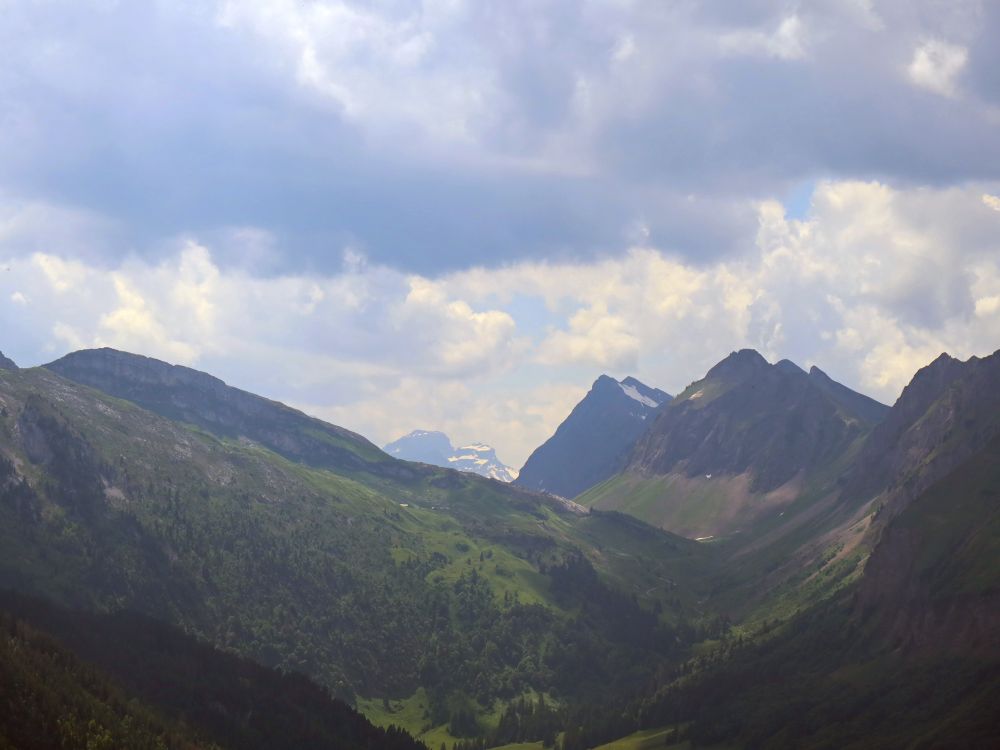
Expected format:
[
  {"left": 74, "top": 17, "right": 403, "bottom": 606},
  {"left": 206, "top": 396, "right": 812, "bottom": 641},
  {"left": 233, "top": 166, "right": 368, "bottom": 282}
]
[{"left": 382, "top": 432, "right": 518, "bottom": 482}]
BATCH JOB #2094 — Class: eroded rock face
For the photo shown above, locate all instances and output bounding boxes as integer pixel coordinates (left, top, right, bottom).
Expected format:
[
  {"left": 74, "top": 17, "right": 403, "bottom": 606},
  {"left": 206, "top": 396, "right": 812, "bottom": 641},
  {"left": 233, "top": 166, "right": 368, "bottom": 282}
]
[
  {"left": 0, "top": 351, "right": 16, "bottom": 371},
  {"left": 855, "top": 435, "right": 1000, "bottom": 655},
  {"left": 627, "top": 350, "right": 886, "bottom": 493},
  {"left": 0, "top": 452, "right": 39, "bottom": 522},
  {"left": 16, "top": 394, "right": 106, "bottom": 513},
  {"left": 17, "top": 396, "right": 60, "bottom": 466},
  {"left": 845, "top": 350, "right": 1000, "bottom": 517}
]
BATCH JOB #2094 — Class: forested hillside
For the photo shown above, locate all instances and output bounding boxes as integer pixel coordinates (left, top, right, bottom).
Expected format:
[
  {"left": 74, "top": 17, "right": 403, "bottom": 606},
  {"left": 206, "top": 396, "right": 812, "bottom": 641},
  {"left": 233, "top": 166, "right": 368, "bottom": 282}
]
[{"left": 0, "top": 358, "right": 716, "bottom": 746}]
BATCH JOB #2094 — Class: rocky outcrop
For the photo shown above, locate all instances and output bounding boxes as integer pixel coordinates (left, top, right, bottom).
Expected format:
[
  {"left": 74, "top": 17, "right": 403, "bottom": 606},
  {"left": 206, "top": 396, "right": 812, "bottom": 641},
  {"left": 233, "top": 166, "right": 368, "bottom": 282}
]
[
  {"left": 0, "top": 351, "right": 17, "bottom": 370},
  {"left": 16, "top": 394, "right": 106, "bottom": 514}
]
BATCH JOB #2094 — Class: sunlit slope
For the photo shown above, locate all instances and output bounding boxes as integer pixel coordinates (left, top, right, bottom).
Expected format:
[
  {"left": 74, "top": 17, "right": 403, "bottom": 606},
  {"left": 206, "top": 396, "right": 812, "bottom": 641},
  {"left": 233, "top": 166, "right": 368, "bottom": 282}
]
[{"left": 0, "top": 364, "right": 716, "bottom": 734}]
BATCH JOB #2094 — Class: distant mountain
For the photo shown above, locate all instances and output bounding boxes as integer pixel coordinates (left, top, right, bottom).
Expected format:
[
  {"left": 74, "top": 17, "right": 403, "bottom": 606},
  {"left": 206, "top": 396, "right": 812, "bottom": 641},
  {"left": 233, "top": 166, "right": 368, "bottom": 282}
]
[
  {"left": 515, "top": 375, "right": 671, "bottom": 499},
  {"left": 384, "top": 430, "right": 518, "bottom": 482},
  {"left": 44, "top": 347, "right": 395, "bottom": 477},
  {"left": 0, "top": 351, "right": 16, "bottom": 370},
  {"left": 383, "top": 430, "right": 453, "bottom": 465},
  {"left": 582, "top": 350, "right": 889, "bottom": 537}
]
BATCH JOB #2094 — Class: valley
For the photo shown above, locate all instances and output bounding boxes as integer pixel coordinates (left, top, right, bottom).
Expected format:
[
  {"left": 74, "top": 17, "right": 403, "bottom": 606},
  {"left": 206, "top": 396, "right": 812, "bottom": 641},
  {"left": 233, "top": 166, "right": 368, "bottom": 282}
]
[{"left": 0, "top": 346, "right": 997, "bottom": 748}]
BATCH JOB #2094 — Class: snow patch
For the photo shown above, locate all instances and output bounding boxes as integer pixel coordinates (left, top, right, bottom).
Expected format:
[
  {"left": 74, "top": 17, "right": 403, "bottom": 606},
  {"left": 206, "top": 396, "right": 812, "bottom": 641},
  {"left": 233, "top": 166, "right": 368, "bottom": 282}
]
[{"left": 618, "top": 381, "right": 660, "bottom": 408}]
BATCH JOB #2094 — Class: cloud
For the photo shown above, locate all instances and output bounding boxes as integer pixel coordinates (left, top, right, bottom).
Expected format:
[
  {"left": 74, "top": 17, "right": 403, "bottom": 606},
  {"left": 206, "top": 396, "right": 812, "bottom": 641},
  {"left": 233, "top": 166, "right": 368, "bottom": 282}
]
[
  {"left": 536, "top": 303, "right": 640, "bottom": 370},
  {"left": 1, "top": 2, "right": 999, "bottom": 464},
  {"left": 907, "top": 39, "right": 968, "bottom": 96},
  {"left": 0, "top": 2, "right": 998, "bottom": 275},
  {"left": 719, "top": 14, "right": 807, "bottom": 60},
  {"left": 5, "top": 179, "right": 999, "bottom": 466}
]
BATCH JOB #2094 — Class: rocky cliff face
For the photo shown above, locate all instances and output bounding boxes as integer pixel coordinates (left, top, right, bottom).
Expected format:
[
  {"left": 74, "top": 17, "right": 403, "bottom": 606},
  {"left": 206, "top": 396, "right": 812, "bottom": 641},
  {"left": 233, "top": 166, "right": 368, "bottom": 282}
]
[
  {"left": 845, "top": 350, "right": 1000, "bottom": 517},
  {"left": 45, "top": 348, "right": 396, "bottom": 477},
  {"left": 846, "top": 349, "right": 1000, "bottom": 656},
  {"left": 856, "top": 433, "right": 1000, "bottom": 655},
  {"left": 627, "top": 350, "right": 885, "bottom": 493},
  {"left": 0, "top": 351, "right": 17, "bottom": 371},
  {"left": 14, "top": 393, "right": 108, "bottom": 516}
]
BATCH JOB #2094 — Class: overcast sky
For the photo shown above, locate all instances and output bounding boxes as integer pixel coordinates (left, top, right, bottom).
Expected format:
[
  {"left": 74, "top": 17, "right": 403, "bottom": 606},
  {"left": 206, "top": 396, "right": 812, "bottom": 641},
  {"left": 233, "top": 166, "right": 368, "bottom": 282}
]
[{"left": 2, "top": 0, "right": 1000, "bottom": 467}]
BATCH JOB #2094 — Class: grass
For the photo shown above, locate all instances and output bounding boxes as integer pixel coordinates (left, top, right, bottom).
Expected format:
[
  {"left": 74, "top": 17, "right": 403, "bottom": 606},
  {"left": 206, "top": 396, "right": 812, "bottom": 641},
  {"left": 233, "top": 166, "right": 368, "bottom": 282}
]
[
  {"left": 360, "top": 689, "right": 548, "bottom": 749},
  {"left": 594, "top": 727, "right": 683, "bottom": 749},
  {"left": 359, "top": 688, "right": 457, "bottom": 745},
  {"left": 579, "top": 472, "right": 761, "bottom": 539},
  {"left": 0, "top": 362, "right": 735, "bottom": 743}
]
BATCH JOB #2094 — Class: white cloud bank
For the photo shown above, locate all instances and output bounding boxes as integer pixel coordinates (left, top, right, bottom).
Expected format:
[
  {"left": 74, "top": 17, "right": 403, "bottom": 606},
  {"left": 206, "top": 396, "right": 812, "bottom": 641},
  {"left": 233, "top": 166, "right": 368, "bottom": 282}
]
[{"left": 2, "top": 180, "right": 1000, "bottom": 466}]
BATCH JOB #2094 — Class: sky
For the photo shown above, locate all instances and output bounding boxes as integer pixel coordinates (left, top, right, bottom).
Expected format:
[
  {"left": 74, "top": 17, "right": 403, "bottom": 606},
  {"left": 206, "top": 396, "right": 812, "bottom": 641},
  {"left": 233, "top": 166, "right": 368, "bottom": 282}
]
[{"left": 2, "top": 0, "right": 1000, "bottom": 468}]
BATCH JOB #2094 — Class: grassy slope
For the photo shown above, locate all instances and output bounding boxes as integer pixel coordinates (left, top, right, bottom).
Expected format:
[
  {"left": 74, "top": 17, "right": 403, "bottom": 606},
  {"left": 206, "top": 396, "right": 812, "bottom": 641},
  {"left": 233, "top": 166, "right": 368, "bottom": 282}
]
[
  {"left": 578, "top": 429, "right": 881, "bottom": 628},
  {"left": 594, "top": 438, "right": 1000, "bottom": 750},
  {"left": 0, "top": 366, "right": 717, "bottom": 739},
  {"left": 593, "top": 728, "right": 683, "bottom": 749}
]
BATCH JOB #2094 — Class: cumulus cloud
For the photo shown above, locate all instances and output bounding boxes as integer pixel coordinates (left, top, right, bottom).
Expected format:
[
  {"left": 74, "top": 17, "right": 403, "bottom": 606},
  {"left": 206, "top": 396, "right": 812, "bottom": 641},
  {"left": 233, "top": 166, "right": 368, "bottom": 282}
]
[
  {"left": 1, "top": 2, "right": 999, "bottom": 464},
  {"left": 907, "top": 39, "right": 968, "bottom": 96},
  {"left": 719, "top": 14, "right": 807, "bottom": 60},
  {"left": 3, "top": 179, "right": 999, "bottom": 465},
  {"left": 0, "top": 1, "right": 998, "bottom": 273}
]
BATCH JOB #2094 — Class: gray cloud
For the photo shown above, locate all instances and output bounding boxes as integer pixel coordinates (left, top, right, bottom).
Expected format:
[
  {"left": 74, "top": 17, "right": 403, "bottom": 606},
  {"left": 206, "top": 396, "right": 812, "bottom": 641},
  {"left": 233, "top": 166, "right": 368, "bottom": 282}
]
[{"left": 0, "top": 1, "right": 997, "bottom": 276}]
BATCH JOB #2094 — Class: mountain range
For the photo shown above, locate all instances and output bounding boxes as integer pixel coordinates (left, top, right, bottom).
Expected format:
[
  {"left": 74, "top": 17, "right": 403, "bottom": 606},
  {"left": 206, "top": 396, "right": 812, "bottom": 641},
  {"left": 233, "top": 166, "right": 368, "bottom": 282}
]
[
  {"left": 579, "top": 350, "right": 889, "bottom": 539},
  {"left": 1, "top": 344, "right": 997, "bottom": 749},
  {"left": 383, "top": 430, "right": 519, "bottom": 482}
]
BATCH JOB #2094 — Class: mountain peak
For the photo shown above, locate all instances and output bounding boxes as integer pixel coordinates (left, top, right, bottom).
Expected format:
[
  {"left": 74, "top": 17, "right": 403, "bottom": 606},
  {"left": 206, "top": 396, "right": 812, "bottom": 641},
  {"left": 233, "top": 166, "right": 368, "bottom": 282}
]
[
  {"left": 625, "top": 350, "right": 889, "bottom": 502},
  {"left": 775, "top": 358, "right": 806, "bottom": 375},
  {"left": 706, "top": 348, "right": 770, "bottom": 380},
  {"left": 591, "top": 373, "right": 621, "bottom": 391},
  {"left": 0, "top": 350, "right": 17, "bottom": 370},
  {"left": 516, "top": 374, "right": 671, "bottom": 498},
  {"left": 384, "top": 431, "right": 518, "bottom": 482},
  {"left": 383, "top": 430, "right": 454, "bottom": 465},
  {"left": 44, "top": 347, "right": 385, "bottom": 474}
]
